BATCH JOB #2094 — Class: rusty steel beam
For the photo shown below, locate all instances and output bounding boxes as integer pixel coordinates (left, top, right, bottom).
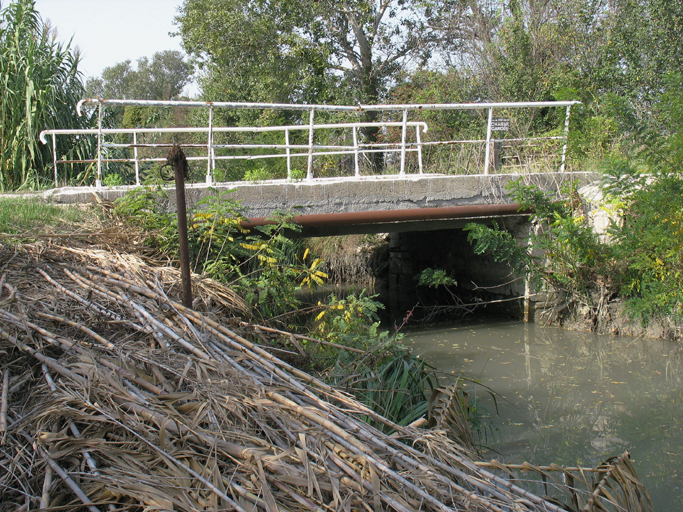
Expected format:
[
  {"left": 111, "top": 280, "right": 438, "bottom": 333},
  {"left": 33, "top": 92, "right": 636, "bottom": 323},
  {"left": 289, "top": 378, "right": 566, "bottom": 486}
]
[{"left": 242, "top": 203, "right": 529, "bottom": 230}]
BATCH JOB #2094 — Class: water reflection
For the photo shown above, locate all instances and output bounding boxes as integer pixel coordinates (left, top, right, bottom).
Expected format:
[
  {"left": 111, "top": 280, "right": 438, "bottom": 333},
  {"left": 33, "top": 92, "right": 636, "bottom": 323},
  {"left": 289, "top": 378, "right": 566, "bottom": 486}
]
[{"left": 406, "top": 320, "right": 683, "bottom": 511}]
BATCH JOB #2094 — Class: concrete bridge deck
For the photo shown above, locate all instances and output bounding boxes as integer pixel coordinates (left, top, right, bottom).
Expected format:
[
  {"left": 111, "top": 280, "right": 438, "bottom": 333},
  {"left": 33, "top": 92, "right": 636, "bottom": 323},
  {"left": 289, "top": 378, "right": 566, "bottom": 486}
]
[{"left": 45, "top": 171, "right": 598, "bottom": 236}]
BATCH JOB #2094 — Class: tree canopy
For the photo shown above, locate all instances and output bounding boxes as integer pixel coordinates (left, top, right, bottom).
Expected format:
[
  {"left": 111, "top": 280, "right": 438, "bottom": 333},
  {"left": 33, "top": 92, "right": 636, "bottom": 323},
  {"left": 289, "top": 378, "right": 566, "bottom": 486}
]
[
  {"left": 174, "top": 0, "right": 466, "bottom": 105},
  {"left": 86, "top": 50, "right": 193, "bottom": 101}
]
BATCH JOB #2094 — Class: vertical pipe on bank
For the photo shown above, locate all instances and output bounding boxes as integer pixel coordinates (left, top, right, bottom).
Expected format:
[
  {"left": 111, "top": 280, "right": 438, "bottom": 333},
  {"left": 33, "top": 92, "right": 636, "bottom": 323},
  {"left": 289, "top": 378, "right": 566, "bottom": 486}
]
[{"left": 168, "top": 145, "right": 193, "bottom": 309}]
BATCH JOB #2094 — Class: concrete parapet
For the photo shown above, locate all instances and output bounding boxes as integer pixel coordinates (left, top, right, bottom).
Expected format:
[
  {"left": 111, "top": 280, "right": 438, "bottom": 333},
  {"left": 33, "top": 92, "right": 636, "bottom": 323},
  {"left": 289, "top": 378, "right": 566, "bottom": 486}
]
[{"left": 43, "top": 172, "right": 599, "bottom": 219}]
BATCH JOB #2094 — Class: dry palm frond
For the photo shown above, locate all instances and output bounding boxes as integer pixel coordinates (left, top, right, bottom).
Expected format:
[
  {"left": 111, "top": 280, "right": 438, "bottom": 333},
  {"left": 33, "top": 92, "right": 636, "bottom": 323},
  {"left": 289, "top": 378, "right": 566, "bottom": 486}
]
[{"left": 0, "top": 241, "right": 653, "bottom": 512}]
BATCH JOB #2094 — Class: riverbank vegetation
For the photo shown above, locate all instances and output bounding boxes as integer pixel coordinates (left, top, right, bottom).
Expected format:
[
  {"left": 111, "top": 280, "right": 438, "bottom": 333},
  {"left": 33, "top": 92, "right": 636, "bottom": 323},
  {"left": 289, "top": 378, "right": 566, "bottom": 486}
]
[
  {"left": 466, "top": 72, "right": 683, "bottom": 337},
  {"left": 0, "top": 0, "right": 674, "bottom": 508}
]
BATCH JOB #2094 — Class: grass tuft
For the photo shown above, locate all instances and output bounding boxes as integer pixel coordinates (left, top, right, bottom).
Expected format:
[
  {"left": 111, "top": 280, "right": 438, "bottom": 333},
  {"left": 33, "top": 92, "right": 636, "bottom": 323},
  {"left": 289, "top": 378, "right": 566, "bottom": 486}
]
[{"left": 0, "top": 197, "right": 90, "bottom": 234}]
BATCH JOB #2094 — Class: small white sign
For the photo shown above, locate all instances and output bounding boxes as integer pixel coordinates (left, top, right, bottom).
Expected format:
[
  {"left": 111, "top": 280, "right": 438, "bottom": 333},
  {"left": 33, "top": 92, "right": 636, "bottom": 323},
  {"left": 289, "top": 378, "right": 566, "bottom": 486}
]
[{"left": 491, "top": 117, "right": 510, "bottom": 131}]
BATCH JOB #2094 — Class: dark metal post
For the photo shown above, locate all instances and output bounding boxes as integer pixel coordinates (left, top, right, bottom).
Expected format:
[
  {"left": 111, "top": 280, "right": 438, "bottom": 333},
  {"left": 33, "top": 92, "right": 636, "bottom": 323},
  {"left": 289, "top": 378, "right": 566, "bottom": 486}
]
[
  {"left": 166, "top": 145, "right": 193, "bottom": 308},
  {"left": 493, "top": 140, "right": 503, "bottom": 171}
]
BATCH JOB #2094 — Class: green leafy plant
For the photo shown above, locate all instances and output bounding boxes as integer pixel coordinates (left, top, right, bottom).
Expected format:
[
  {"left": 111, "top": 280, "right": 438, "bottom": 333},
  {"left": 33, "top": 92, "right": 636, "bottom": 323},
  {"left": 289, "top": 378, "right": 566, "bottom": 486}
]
[
  {"left": 417, "top": 268, "right": 457, "bottom": 288},
  {"left": 313, "top": 291, "right": 385, "bottom": 351},
  {"left": 114, "top": 187, "right": 330, "bottom": 321},
  {"left": 465, "top": 179, "right": 616, "bottom": 325}
]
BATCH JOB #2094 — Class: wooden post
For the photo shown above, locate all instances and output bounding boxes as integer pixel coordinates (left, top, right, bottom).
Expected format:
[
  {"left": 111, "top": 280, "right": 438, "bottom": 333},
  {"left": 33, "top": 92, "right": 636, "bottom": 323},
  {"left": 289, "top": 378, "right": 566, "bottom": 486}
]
[{"left": 166, "top": 145, "right": 193, "bottom": 309}]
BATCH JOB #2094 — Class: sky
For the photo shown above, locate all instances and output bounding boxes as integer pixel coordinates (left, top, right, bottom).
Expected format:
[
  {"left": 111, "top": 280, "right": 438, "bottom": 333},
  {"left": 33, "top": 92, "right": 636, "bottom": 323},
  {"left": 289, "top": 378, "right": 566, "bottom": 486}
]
[{"left": 33, "top": 0, "right": 198, "bottom": 95}]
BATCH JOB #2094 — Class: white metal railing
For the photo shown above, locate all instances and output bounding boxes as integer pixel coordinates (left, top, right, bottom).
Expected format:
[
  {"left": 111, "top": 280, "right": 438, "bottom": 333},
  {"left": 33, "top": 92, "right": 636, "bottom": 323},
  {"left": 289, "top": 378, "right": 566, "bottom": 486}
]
[{"left": 40, "top": 99, "right": 580, "bottom": 188}]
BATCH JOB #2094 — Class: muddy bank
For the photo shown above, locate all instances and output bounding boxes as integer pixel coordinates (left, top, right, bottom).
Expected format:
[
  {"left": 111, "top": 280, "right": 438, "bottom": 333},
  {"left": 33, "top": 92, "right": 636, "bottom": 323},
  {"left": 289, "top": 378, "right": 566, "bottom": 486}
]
[{"left": 549, "top": 298, "right": 682, "bottom": 341}]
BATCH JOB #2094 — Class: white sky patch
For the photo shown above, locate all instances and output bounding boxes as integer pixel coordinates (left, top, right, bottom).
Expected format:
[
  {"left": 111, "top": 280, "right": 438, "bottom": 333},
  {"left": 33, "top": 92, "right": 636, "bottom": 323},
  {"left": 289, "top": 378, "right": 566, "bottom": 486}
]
[{"left": 33, "top": 0, "right": 198, "bottom": 96}]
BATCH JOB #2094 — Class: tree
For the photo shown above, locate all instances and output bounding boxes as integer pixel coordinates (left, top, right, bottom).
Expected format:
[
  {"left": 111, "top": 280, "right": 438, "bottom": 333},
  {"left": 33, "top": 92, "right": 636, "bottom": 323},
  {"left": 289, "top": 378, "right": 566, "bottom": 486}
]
[
  {"left": 0, "top": 0, "right": 93, "bottom": 190},
  {"left": 86, "top": 50, "right": 192, "bottom": 100},
  {"left": 607, "top": 0, "right": 683, "bottom": 105},
  {"left": 175, "top": 0, "right": 462, "bottom": 170}
]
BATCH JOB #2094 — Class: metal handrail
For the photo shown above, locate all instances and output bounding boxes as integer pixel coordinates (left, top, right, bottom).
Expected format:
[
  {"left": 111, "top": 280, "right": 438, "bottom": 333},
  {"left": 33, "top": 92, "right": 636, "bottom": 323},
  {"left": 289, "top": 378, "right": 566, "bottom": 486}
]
[{"left": 41, "top": 99, "right": 580, "bottom": 188}]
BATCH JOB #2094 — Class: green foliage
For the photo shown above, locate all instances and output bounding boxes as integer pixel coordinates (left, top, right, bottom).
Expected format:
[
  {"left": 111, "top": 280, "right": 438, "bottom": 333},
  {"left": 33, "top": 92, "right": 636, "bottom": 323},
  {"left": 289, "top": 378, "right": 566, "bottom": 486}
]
[
  {"left": 0, "top": 196, "right": 87, "bottom": 234},
  {"left": 417, "top": 268, "right": 457, "bottom": 288},
  {"left": 114, "top": 187, "right": 330, "bottom": 321},
  {"left": 607, "top": 168, "right": 683, "bottom": 323},
  {"left": 466, "top": 178, "right": 616, "bottom": 322},
  {"left": 465, "top": 221, "right": 531, "bottom": 274},
  {"left": 466, "top": 73, "right": 683, "bottom": 327},
  {"left": 327, "top": 341, "right": 438, "bottom": 433},
  {"left": 175, "top": 0, "right": 447, "bottom": 105},
  {"left": 243, "top": 166, "right": 285, "bottom": 182},
  {"left": 85, "top": 50, "right": 192, "bottom": 101},
  {"left": 0, "top": 0, "right": 95, "bottom": 190},
  {"left": 313, "top": 292, "right": 386, "bottom": 351}
]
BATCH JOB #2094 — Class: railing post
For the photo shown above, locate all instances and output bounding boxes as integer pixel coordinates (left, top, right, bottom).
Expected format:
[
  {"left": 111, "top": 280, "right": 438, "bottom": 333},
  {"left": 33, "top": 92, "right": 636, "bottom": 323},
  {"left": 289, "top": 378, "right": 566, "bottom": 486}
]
[
  {"left": 133, "top": 131, "right": 140, "bottom": 185},
  {"left": 484, "top": 107, "right": 493, "bottom": 175},
  {"left": 560, "top": 105, "right": 573, "bottom": 173},
  {"left": 400, "top": 109, "right": 408, "bottom": 176},
  {"left": 352, "top": 125, "right": 360, "bottom": 177},
  {"left": 416, "top": 125, "right": 423, "bottom": 174},
  {"left": 96, "top": 103, "right": 102, "bottom": 188},
  {"left": 52, "top": 134, "right": 58, "bottom": 186},
  {"left": 206, "top": 106, "right": 214, "bottom": 185},
  {"left": 307, "top": 108, "right": 315, "bottom": 180},
  {"left": 285, "top": 128, "right": 292, "bottom": 179}
]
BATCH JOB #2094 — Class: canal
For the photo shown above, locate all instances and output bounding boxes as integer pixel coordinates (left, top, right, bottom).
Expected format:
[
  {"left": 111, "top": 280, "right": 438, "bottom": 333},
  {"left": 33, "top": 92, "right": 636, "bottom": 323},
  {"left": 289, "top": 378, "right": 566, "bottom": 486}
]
[{"left": 405, "top": 320, "right": 683, "bottom": 511}]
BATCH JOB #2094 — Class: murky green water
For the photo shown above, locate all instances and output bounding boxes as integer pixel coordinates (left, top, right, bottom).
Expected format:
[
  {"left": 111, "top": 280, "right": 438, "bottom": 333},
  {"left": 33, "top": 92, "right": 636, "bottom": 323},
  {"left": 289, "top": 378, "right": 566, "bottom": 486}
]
[{"left": 405, "top": 320, "right": 683, "bottom": 511}]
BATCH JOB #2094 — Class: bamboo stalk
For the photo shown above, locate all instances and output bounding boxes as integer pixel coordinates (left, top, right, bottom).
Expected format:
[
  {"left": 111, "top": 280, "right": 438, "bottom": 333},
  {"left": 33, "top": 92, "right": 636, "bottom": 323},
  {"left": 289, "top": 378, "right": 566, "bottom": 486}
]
[
  {"left": 474, "top": 461, "right": 615, "bottom": 473},
  {"left": 1, "top": 308, "right": 164, "bottom": 396},
  {"left": 178, "top": 301, "right": 403, "bottom": 431},
  {"left": 37, "top": 268, "right": 126, "bottom": 323},
  {"left": 0, "top": 327, "right": 87, "bottom": 386},
  {"left": 82, "top": 267, "right": 399, "bottom": 430},
  {"left": 0, "top": 369, "right": 8, "bottom": 439},
  {"left": 8, "top": 372, "right": 32, "bottom": 395},
  {"left": 44, "top": 455, "right": 102, "bottom": 512},
  {"left": 266, "top": 393, "right": 459, "bottom": 512},
  {"left": 35, "top": 311, "right": 116, "bottom": 350},
  {"left": 241, "top": 322, "right": 365, "bottom": 354},
  {"left": 40, "top": 460, "right": 53, "bottom": 509}
]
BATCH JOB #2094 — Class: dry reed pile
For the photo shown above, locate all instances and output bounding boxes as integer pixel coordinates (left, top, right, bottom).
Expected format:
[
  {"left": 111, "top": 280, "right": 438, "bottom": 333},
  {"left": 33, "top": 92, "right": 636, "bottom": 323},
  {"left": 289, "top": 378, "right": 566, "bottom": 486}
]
[{"left": 0, "top": 242, "right": 653, "bottom": 511}]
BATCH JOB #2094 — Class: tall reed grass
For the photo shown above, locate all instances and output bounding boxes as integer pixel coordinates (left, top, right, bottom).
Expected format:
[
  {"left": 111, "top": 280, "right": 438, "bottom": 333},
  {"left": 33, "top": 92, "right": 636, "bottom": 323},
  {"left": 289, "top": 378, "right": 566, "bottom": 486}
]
[{"left": 0, "top": 0, "right": 95, "bottom": 191}]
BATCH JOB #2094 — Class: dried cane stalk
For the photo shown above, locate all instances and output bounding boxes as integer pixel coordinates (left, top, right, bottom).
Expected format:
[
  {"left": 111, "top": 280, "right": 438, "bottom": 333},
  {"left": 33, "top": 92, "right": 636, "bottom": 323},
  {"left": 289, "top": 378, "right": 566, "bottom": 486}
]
[{"left": 0, "top": 369, "right": 8, "bottom": 439}]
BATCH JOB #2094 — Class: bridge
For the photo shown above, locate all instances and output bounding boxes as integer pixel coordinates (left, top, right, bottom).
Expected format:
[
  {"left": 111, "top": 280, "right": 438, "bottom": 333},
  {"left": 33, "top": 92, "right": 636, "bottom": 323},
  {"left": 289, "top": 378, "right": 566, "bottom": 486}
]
[
  {"left": 40, "top": 98, "right": 596, "bottom": 320},
  {"left": 41, "top": 99, "right": 588, "bottom": 236}
]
